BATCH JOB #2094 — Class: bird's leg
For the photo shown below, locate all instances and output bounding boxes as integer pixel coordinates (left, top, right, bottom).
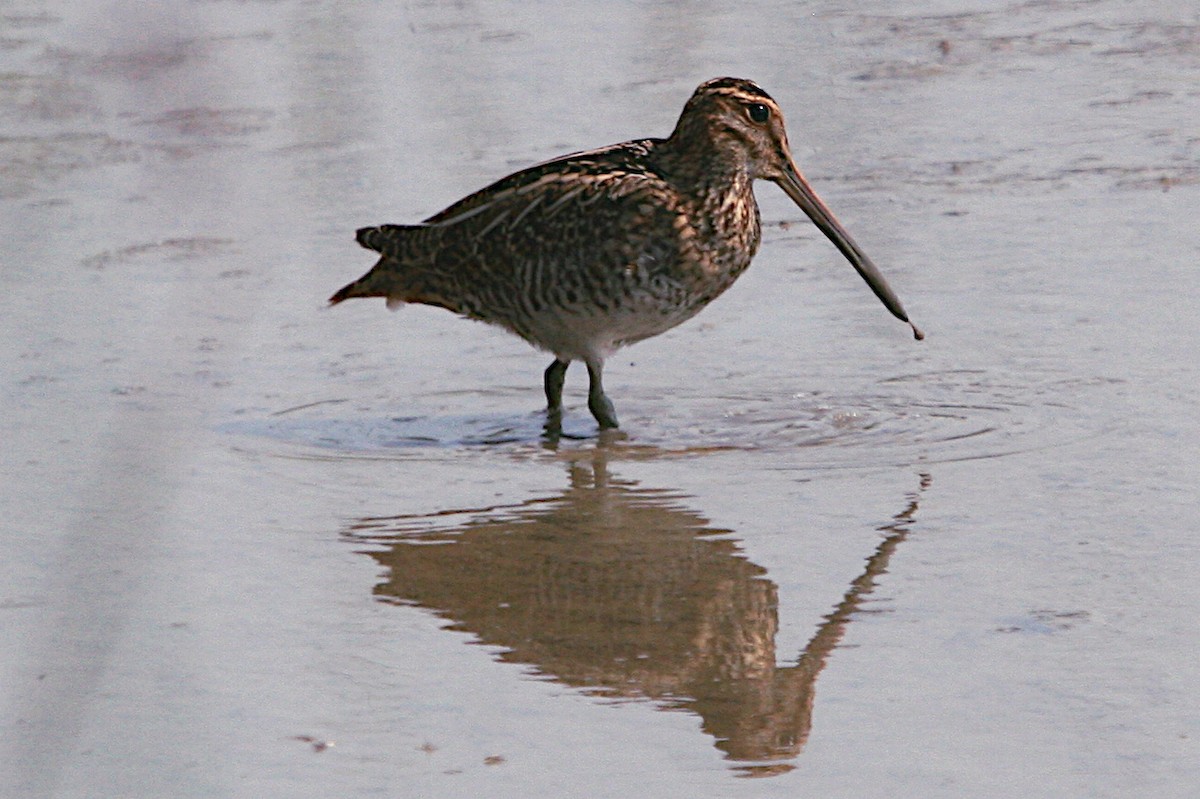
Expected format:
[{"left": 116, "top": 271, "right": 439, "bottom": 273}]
[
  {"left": 544, "top": 359, "right": 569, "bottom": 413},
  {"left": 585, "top": 359, "right": 619, "bottom": 430}
]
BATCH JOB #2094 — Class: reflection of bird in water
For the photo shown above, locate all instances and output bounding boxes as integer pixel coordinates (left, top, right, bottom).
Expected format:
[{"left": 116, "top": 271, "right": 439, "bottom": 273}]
[
  {"left": 330, "top": 77, "right": 922, "bottom": 431},
  {"left": 343, "top": 454, "right": 930, "bottom": 775},
  {"left": 696, "top": 472, "right": 931, "bottom": 772}
]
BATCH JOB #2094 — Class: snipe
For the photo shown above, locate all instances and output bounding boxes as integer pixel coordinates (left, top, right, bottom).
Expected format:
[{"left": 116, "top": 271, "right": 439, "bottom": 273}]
[{"left": 330, "top": 77, "right": 922, "bottom": 430}]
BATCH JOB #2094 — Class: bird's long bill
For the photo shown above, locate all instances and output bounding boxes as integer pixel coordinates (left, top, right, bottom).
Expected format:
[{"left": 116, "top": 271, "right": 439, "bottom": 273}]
[{"left": 779, "top": 164, "right": 924, "bottom": 340}]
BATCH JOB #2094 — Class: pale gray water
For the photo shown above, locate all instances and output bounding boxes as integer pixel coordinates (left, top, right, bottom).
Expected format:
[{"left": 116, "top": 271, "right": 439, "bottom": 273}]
[{"left": 2, "top": 2, "right": 1198, "bottom": 797}]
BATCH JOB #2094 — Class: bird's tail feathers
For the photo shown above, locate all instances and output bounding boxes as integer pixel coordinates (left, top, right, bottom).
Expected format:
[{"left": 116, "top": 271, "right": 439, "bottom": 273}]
[
  {"left": 356, "top": 224, "right": 423, "bottom": 257},
  {"left": 328, "top": 224, "right": 432, "bottom": 308}
]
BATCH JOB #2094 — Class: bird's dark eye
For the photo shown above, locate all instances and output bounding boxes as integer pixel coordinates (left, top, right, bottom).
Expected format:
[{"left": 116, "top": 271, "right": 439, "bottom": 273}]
[{"left": 747, "top": 103, "right": 770, "bottom": 123}]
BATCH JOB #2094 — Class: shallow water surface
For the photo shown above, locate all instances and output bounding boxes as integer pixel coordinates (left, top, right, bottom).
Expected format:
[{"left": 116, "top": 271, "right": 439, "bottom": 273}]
[{"left": 3, "top": 1, "right": 1199, "bottom": 797}]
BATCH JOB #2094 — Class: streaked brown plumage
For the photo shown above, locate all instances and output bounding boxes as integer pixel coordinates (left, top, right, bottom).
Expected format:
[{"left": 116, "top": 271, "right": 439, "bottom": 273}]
[{"left": 330, "top": 77, "right": 922, "bottom": 430}]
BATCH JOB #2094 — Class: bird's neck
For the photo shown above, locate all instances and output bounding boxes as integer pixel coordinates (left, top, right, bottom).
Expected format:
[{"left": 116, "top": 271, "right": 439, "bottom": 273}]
[
  {"left": 653, "top": 134, "right": 762, "bottom": 275},
  {"left": 655, "top": 136, "right": 755, "bottom": 215}
]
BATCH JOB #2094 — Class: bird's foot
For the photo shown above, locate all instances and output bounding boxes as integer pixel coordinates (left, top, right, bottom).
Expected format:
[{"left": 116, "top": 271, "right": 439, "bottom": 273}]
[{"left": 588, "top": 391, "right": 619, "bottom": 430}]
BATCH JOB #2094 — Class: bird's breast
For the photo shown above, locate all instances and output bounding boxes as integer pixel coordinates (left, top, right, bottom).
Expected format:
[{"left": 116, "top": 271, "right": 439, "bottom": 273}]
[{"left": 669, "top": 187, "right": 761, "bottom": 293}]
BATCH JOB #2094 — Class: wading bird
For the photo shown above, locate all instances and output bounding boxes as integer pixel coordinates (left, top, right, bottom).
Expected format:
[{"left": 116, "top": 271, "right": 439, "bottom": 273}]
[{"left": 330, "top": 77, "right": 922, "bottom": 430}]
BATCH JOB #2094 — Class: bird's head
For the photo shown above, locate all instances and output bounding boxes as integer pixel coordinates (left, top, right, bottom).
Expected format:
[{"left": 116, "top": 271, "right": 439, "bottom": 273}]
[{"left": 670, "top": 77, "right": 923, "bottom": 340}]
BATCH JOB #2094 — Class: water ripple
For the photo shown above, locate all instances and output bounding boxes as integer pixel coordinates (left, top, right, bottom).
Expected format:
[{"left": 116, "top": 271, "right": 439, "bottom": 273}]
[{"left": 221, "top": 369, "right": 1121, "bottom": 470}]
